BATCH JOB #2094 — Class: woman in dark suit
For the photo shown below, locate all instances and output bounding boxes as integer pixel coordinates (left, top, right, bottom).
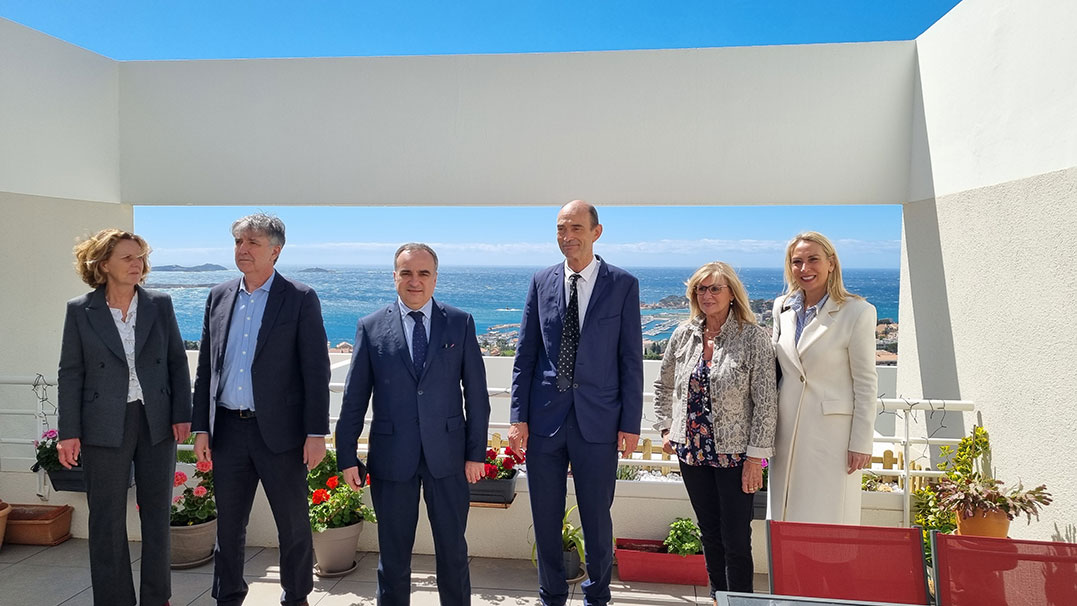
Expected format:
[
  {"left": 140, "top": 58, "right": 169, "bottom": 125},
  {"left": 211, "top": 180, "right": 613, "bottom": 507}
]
[{"left": 57, "top": 228, "right": 192, "bottom": 606}]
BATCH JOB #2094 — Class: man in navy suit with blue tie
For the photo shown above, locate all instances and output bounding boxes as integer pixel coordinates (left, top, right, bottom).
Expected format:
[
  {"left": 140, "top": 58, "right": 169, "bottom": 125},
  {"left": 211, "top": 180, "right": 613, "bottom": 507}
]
[
  {"left": 510, "top": 201, "right": 644, "bottom": 606},
  {"left": 336, "top": 243, "right": 490, "bottom": 606}
]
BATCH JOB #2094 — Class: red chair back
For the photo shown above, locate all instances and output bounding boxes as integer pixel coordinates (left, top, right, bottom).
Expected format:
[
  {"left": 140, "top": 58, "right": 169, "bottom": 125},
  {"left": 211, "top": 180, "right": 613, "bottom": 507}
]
[
  {"left": 932, "top": 532, "right": 1077, "bottom": 606},
  {"left": 768, "top": 520, "right": 929, "bottom": 605}
]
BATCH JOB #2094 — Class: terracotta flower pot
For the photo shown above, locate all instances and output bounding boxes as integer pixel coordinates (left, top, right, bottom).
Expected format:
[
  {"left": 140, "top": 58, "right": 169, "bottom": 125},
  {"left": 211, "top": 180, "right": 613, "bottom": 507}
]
[
  {"left": 956, "top": 508, "right": 1011, "bottom": 538},
  {"left": 170, "top": 518, "right": 217, "bottom": 569},
  {"left": 0, "top": 501, "right": 11, "bottom": 550},
  {"left": 312, "top": 521, "right": 364, "bottom": 577}
]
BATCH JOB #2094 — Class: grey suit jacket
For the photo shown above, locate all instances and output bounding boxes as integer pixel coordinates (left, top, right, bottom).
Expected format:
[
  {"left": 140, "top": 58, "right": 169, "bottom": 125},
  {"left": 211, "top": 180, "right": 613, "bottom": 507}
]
[{"left": 57, "top": 286, "right": 192, "bottom": 447}]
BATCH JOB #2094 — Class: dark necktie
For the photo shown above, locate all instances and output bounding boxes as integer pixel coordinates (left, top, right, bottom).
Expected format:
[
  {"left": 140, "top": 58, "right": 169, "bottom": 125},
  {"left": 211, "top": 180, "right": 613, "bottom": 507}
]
[
  {"left": 557, "top": 274, "right": 581, "bottom": 392},
  {"left": 409, "top": 311, "right": 427, "bottom": 376}
]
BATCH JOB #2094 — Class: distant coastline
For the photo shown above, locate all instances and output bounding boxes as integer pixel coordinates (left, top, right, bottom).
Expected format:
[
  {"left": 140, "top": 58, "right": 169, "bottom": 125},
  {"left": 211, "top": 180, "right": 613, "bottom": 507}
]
[{"left": 155, "top": 263, "right": 228, "bottom": 272}]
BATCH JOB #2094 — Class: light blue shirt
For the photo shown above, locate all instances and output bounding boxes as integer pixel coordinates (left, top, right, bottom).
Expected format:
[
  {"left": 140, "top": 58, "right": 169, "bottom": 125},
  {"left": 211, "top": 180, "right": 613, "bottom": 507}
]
[
  {"left": 791, "top": 291, "right": 828, "bottom": 344},
  {"left": 219, "top": 272, "right": 275, "bottom": 410},
  {"left": 398, "top": 297, "right": 433, "bottom": 360}
]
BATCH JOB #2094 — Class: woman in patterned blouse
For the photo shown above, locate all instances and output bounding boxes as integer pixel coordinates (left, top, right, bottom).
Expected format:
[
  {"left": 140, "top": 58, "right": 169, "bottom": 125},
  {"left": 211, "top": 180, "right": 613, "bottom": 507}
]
[{"left": 653, "top": 261, "right": 777, "bottom": 597}]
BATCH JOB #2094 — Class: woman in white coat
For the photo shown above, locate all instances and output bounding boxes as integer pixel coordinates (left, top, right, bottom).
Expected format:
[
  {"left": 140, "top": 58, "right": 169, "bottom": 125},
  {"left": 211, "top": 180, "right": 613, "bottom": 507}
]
[{"left": 769, "top": 232, "right": 877, "bottom": 524}]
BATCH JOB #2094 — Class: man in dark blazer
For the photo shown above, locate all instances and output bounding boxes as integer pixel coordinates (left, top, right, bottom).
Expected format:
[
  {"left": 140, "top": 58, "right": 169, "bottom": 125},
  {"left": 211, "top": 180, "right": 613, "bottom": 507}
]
[
  {"left": 510, "top": 200, "right": 643, "bottom": 606},
  {"left": 192, "top": 213, "right": 331, "bottom": 606},
  {"left": 336, "top": 243, "right": 490, "bottom": 606}
]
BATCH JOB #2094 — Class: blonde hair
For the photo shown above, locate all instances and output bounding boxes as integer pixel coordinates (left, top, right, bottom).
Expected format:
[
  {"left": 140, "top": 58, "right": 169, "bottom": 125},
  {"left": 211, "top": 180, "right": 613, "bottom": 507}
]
[
  {"left": 781, "top": 231, "right": 859, "bottom": 304},
  {"left": 73, "top": 229, "right": 151, "bottom": 288},
  {"left": 685, "top": 261, "right": 757, "bottom": 328}
]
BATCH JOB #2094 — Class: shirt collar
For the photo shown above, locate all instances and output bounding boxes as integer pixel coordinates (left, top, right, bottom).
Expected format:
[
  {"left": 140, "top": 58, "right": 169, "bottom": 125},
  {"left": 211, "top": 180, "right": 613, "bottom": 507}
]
[
  {"left": 790, "top": 290, "right": 828, "bottom": 314},
  {"left": 563, "top": 255, "right": 600, "bottom": 282},
  {"left": 240, "top": 271, "right": 275, "bottom": 296},
  {"left": 397, "top": 297, "right": 434, "bottom": 319}
]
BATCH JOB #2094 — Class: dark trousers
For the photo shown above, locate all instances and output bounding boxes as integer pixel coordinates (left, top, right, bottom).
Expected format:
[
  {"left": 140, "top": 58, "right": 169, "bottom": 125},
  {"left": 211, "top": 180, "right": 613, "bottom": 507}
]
[
  {"left": 678, "top": 459, "right": 755, "bottom": 595},
  {"left": 527, "top": 408, "right": 618, "bottom": 606},
  {"left": 82, "top": 400, "right": 176, "bottom": 606},
  {"left": 210, "top": 412, "right": 312, "bottom": 606},
  {"left": 370, "top": 451, "right": 472, "bottom": 606}
]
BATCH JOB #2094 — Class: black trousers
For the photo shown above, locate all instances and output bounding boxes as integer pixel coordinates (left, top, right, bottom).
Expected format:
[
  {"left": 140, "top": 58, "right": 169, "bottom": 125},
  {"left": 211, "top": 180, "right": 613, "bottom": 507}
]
[
  {"left": 678, "top": 459, "right": 755, "bottom": 595},
  {"left": 82, "top": 400, "right": 176, "bottom": 606}
]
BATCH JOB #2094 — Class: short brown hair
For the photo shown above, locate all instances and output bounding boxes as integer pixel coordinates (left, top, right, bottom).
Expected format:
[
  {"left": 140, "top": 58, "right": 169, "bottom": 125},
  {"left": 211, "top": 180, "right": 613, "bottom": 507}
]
[{"left": 73, "top": 229, "right": 152, "bottom": 288}]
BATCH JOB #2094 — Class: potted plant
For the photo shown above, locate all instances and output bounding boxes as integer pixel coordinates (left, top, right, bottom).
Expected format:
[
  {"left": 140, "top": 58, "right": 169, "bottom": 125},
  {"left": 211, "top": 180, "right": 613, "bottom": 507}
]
[
  {"left": 31, "top": 429, "right": 85, "bottom": 492},
  {"left": 469, "top": 446, "right": 525, "bottom": 504},
  {"left": 933, "top": 425, "right": 1051, "bottom": 537},
  {"left": 532, "top": 505, "right": 586, "bottom": 582},
  {"left": 170, "top": 461, "right": 217, "bottom": 568},
  {"left": 308, "top": 450, "right": 376, "bottom": 577},
  {"left": 615, "top": 517, "right": 708, "bottom": 585}
]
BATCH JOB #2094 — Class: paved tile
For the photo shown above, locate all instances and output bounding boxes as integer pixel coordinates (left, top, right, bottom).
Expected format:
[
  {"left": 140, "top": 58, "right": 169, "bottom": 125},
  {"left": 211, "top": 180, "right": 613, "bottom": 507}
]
[
  {"left": 606, "top": 579, "right": 699, "bottom": 605},
  {"left": 339, "top": 551, "right": 439, "bottom": 587},
  {"left": 0, "top": 543, "right": 48, "bottom": 564},
  {"left": 471, "top": 588, "right": 544, "bottom": 605},
  {"left": 16, "top": 539, "right": 142, "bottom": 568},
  {"left": 57, "top": 587, "right": 93, "bottom": 606},
  {"left": 469, "top": 556, "right": 539, "bottom": 591},
  {"left": 169, "top": 570, "right": 215, "bottom": 605},
  {"left": 0, "top": 562, "right": 92, "bottom": 606},
  {"left": 313, "top": 580, "right": 378, "bottom": 605}
]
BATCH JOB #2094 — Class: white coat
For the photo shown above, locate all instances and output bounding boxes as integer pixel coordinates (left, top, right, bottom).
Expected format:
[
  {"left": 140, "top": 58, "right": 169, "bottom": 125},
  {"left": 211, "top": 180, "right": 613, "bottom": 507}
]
[{"left": 768, "top": 294, "right": 877, "bottom": 524}]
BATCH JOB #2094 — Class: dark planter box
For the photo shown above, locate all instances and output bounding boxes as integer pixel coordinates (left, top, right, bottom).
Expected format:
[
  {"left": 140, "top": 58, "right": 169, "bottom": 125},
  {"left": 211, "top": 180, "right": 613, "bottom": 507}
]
[
  {"left": 614, "top": 538, "right": 708, "bottom": 585},
  {"left": 753, "top": 490, "right": 767, "bottom": 520},
  {"left": 46, "top": 465, "right": 135, "bottom": 492},
  {"left": 469, "top": 469, "right": 518, "bottom": 503}
]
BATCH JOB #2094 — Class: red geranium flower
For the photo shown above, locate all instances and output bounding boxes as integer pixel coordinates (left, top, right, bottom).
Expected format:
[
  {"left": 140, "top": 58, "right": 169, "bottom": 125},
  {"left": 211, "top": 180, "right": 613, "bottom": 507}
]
[
  {"left": 486, "top": 447, "right": 497, "bottom": 460},
  {"left": 326, "top": 475, "right": 340, "bottom": 489},
  {"left": 365, "top": 473, "right": 371, "bottom": 487},
  {"left": 311, "top": 488, "right": 330, "bottom": 504},
  {"left": 196, "top": 460, "right": 213, "bottom": 472},
  {"left": 502, "top": 457, "right": 515, "bottom": 470},
  {"left": 174, "top": 471, "right": 188, "bottom": 487},
  {"left": 193, "top": 485, "right": 208, "bottom": 498}
]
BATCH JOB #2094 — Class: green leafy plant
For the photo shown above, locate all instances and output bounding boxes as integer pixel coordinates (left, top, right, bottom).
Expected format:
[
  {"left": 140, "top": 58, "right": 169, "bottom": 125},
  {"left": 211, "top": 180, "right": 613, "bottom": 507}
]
[
  {"left": 307, "top": 450, "right": 376, "bottom": 533},
  {"left": 171, "top": 462, "right": 216, "bottom": 526},
  {"left": 616, "top": 465, "right": 638, "bottom": 481},
  {"left": 30, "top": 429, "right": 64, "bottom": 472},
  {"left": 531, "top": 505, "right": 586, "bottom": 567},
  {"left": 176, "top": 434, "right": 198, "bottom": 464},
  {"left": 664, "top": 517, "right": 703, "bottom": 556}
]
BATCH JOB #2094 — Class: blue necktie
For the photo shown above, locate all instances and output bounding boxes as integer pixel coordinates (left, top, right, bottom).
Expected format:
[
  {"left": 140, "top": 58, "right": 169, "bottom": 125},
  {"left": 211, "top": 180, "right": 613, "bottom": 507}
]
[
  {"left": 409, "top": 311, "right": 427, "bottom": 376},
  {"left": 557, "top": 274, "right": 581, "bottom": 392}
]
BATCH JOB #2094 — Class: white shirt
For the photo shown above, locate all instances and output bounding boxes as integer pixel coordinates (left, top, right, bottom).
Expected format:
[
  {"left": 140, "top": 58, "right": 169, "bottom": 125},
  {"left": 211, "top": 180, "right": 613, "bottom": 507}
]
[
  {"left": 563, "top": 256, "right": 600, "bottom": 329},
  {"left": 107, "top": 292, "right": 144, "bottom": 403}
]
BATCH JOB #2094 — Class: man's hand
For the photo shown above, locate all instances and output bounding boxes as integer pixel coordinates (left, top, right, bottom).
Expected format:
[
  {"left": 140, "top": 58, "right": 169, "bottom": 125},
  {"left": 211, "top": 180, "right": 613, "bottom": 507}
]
[
  {"left": 57, "top": 438, "right": 81, "bottom": 469},
  {"left": 304, "top": 436, "right": 327, "bottom": 471},
  {"left": 508, "top": 422, "right": 529, "bottom": 454},
  {"left": 341, "top": 466, "right": 366, "bottom": 490},
  {"left": 172, "top": 422, "right": 192, "bottom": 443},
  {"left": 465, "top": 460, "right": 485, "bottom": 483},
  {"left": 847, "top": 450, "right": 871, "bottom": 475},
  {"left": 193, "top": 433, "right": 212, "bottom": 463},
  {"left": 617, "top": 432, "right": 640, "bottom": 459}
]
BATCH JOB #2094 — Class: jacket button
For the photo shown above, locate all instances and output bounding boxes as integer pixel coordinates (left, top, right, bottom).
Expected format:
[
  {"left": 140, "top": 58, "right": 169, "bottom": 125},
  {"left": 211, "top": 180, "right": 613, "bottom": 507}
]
[
  {"left": 99, "top": 362, "right": 105, "bottom": 368},
  {"left": 573, "top": 383, "right": 579, "bottom": 389},
  {"left": 417, "top": 390, "right": 424, "bottom": 395},
  {"left": 800, "top": 376, "right": 805, "bottom": 382}
]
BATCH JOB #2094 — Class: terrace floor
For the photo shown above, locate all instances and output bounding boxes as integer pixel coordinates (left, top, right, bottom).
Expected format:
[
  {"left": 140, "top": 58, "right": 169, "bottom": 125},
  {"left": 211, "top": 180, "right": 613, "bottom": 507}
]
[{"left": 0, "top": 539, "right": 769, "bottom": 605}]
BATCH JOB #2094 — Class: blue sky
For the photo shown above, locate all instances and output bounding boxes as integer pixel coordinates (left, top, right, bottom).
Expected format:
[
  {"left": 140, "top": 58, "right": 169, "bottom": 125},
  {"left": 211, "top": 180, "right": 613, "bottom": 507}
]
[
  {"left": 134, "top": 205, "right": 902, "bottom": 268},
  {"left": 5, "top": 1, "right": 956, "bottom": 268}
]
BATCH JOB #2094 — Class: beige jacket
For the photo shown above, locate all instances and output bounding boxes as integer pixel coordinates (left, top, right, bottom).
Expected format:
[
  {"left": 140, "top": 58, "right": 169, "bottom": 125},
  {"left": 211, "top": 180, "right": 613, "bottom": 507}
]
[{"left": 652, "top": 313, "right": 777, "bottom": 459}]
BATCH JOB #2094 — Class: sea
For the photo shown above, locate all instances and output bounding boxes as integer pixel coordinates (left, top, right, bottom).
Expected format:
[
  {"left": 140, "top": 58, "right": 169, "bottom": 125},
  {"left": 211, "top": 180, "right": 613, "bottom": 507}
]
[{"left": 147, "top": 265, "right": 900, "bottom": 346}]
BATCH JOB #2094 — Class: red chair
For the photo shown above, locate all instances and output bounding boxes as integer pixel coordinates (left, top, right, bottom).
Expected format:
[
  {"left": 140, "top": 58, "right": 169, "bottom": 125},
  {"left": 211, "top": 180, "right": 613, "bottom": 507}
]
[
  {"left": 932, "top": 532, "right": 1077, "bottom": 606},
  {"left": 768, "top": 520, "right": 930, "bottom": 605}
]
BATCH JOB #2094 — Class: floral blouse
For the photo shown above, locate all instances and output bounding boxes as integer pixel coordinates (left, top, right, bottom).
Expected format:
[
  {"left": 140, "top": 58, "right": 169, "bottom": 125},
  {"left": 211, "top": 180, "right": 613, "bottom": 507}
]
[{"left": 674, "top": 353, "right": 746, "bottom": 468}]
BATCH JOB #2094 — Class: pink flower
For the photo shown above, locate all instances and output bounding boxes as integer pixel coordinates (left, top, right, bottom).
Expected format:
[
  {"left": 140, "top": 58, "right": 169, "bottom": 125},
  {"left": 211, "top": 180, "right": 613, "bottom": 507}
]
[
  {"left": 196, "top": 460, "right": 213, "bottom": 472},
  {"left": 174, "top": 471, "right": 188, "bottom": 487},
  {"left": 173, "top": 495, "right": 183, "bottom": 504},
  {"left": 193, "top": 486, "right": 207, "bottom": 498},
  {"left": 43, "top": 429, "right": 58, "bottom": 440}
]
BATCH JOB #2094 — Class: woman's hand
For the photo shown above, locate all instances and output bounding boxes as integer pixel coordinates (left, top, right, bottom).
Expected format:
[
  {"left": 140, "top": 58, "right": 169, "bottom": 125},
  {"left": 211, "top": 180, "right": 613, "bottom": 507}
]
[
  {"left": 57, "top": 438, "right": 81, "bottom": 469},
  {"left": 172, "top": 422, "right": 191, "bottom": 443},
  {"left": 661, "top": 431, "right": 674, "bottom": 454},
  {"left": 742, "top": 457, "right": 764, "bottom": 494},
  {"left": 847, "top": 450, "right": 871, "bottom": 474}
]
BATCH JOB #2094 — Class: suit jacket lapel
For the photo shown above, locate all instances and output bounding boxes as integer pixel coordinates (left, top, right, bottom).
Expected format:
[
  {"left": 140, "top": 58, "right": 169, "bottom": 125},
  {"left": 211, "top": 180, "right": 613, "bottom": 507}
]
[
  {"left": 214, "top": 279, "right": 242, "bottom": 369},
  {"left": 253, "top": 272, "right": 285, "bottom": 362},
  {"left": 796, "top": 297, "right": 840, "bottom": 356},
  {"left": 422, "top": 299, "right": 448, "bottom": 380},
  {"left": 134, "top": 285, "right": 156, "bottom": 358},
  {"left": 386, "top": 304, "right": 418, "bottom": 381},
  {"left": 777, "top": 296, "right": 804, "bottom": 374},
  {"left": 86, "top": 287, "right": 126, "bottom": 362}
]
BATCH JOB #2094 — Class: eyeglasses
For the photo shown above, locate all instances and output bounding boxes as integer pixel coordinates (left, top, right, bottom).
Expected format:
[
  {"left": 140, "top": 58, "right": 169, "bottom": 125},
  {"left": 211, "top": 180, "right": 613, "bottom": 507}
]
[{"left": 695, "top": 285, "right": 729, "bottom": 295}]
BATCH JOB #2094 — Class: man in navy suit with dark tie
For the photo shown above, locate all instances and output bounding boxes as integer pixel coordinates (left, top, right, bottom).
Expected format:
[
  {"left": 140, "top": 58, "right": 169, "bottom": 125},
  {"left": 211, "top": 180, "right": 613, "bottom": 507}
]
[
  {"left": 510, "top": 200, "right": 644, "bottom": 606},
  {"left": 192, "top": 213, "right": 331, "bottom": 606},
  {"left": 336, "top": 243, "right": 490, "bottom": 606}
]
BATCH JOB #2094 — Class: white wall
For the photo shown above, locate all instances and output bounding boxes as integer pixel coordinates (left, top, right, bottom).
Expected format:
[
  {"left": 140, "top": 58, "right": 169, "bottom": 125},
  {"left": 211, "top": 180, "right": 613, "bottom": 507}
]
[
  {"left": 900, "top": 0, "right": 1077, "bottom": 539},
  {"left": 915, "top": 0, "right": 1077, "bottom": 198},
  {"left": 119, "top": 42, "right": 915, "bottom": 207},
  {"left": 0, "top": 18, "right": 120, "bottom": 203}
]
